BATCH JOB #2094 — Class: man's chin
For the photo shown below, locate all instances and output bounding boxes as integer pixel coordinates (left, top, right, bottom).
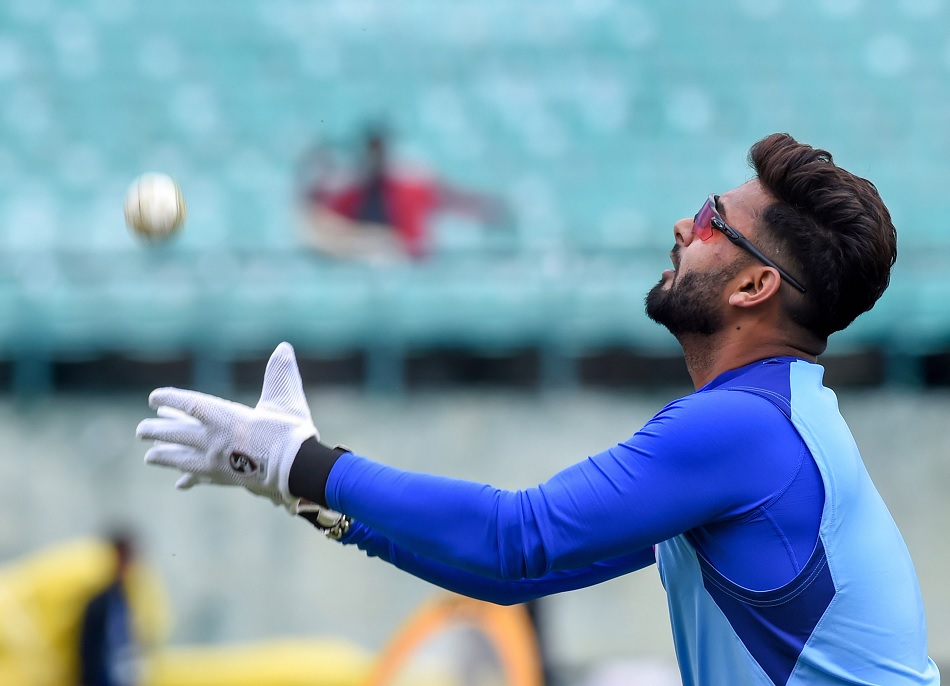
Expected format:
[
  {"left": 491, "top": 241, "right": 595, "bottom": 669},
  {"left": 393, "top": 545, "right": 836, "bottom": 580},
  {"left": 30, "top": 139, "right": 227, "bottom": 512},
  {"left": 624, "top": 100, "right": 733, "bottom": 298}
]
[{"left": 644, "top": 283, "right": 671, "bottom": 326}]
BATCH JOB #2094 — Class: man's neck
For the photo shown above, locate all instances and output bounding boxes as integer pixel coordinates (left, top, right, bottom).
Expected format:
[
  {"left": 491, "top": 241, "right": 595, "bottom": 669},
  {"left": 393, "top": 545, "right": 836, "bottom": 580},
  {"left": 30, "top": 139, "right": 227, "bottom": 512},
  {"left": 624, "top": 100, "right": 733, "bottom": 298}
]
[{"left": 679, "top": 333, "right": 817, "bottom": 389}]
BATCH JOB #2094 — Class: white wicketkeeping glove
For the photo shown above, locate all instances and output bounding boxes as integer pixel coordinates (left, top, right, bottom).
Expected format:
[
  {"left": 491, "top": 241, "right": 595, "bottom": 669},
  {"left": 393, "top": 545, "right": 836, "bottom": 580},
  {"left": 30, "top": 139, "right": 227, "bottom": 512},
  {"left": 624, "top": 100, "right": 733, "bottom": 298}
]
[{"left": 136, "top": 342, "right": 318, "bottom": 510}]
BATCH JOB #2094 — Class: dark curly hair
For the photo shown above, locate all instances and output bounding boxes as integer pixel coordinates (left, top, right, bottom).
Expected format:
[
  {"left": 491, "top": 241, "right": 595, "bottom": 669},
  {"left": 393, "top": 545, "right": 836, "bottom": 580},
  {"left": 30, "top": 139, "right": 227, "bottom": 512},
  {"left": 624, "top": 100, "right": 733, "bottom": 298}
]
[{"left": 749, "top": 133, "right": 897, "bottom": 345}]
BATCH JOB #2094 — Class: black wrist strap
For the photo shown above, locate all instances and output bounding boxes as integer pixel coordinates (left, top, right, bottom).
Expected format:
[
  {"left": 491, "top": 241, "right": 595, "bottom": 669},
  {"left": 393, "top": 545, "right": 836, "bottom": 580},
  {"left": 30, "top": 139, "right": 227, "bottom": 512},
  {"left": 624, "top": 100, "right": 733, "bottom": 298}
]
[{"left": 288, "top": 438, "right": 349, "bottom": 508}]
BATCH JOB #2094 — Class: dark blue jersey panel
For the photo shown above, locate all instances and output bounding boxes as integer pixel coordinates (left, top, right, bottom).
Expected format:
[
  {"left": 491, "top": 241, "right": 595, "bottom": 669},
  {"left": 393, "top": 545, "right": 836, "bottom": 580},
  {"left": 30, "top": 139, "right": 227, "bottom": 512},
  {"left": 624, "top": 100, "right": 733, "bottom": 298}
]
[{"left": 692, "top": 534, "right": 835, "bottom": 686}]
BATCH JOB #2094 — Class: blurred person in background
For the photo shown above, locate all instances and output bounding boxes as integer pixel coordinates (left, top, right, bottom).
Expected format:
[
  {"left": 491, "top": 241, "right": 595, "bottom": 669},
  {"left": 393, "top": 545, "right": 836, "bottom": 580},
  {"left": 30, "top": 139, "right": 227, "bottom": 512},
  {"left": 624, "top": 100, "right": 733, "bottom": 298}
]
[
  {"left": 79, "top": 531, "right": 142, "bottom": 686},
  {"left": 296, "top": 123, "right": 510, "bottom": 262},
  {"left": 140, "top": 133, "right": 938, "bottom": 685}
]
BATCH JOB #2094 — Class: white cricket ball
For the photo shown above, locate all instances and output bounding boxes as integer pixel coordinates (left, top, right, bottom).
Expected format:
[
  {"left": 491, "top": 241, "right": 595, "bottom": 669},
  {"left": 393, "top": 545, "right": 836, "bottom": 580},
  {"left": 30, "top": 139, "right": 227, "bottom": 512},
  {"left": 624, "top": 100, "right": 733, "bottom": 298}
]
[{"left": 124, "top": 172, "right": 186, "bottom": 241}]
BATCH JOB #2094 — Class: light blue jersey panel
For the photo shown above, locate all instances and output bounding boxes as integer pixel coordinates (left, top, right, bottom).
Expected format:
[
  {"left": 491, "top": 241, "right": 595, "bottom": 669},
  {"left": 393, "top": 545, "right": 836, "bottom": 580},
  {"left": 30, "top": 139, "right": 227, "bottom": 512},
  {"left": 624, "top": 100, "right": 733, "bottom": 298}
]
[{"left": 657, "top": 360, "right": 939, "bottom": 685}]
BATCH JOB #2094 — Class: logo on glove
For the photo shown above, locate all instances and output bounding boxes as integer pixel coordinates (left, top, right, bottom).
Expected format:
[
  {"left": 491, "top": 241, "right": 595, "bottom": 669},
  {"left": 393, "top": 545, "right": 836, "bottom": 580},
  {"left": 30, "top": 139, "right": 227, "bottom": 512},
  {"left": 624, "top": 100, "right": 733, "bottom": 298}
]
[{"left": 229, "top": 451, "right": 262, "bottom": 476}]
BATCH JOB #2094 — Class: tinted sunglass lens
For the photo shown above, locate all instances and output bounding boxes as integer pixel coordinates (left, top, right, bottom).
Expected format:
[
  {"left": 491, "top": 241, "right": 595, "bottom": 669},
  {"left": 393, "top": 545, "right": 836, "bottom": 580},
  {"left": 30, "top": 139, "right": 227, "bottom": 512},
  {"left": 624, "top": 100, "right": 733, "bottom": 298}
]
[{"left": 693, "top": 201, "right": 715, "bottom": 241}]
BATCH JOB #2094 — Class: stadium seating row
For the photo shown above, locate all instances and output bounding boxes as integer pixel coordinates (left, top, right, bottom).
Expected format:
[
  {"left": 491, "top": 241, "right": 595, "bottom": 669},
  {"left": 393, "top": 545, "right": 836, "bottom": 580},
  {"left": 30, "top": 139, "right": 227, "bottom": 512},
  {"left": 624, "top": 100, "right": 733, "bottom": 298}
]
[
  {"left": 0, "top": 249, "right": 939, "bottom": 363},
  {"left": 0, "top": 0, "right": 947, "bottom": 368}
]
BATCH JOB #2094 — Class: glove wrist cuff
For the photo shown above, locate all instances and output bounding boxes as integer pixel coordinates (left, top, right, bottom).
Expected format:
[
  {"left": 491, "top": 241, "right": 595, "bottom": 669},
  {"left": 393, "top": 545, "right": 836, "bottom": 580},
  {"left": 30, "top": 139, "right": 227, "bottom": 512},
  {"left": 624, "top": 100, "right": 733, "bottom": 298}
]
[{"left": 275, "top": 423, "right": 318, "bottom": 502}]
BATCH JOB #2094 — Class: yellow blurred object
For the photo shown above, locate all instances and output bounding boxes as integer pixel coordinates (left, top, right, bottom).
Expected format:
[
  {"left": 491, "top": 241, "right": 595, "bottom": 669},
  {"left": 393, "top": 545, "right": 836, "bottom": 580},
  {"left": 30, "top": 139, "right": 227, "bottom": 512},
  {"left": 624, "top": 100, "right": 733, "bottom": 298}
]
[
  {"left": 0, "top": 538, "right": 373, "bottom": 686},
  {"left": 0, "top": 537, "right": 169, "bottom": 686},
  {"left": 0, "top": 541, "right": 530, "bottom": 686},
  {"left": 145, "top": 639, "right": 371, "bottom": 686}
]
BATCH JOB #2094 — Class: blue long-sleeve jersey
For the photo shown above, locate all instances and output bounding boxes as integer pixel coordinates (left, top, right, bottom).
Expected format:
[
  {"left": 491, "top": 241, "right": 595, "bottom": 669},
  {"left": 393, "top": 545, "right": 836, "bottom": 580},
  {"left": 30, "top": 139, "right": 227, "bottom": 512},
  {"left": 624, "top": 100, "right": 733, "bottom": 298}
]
[{"left": 320, "top": 357, "right": 938, "bottom": 685}]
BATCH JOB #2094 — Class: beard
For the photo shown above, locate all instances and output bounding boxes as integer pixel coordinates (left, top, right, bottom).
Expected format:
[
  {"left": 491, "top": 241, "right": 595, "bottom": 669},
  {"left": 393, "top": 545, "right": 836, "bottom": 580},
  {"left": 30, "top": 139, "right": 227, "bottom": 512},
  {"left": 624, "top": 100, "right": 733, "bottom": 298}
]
[{"left": 644, "top": 263, "right": 739, "bottom": 338}]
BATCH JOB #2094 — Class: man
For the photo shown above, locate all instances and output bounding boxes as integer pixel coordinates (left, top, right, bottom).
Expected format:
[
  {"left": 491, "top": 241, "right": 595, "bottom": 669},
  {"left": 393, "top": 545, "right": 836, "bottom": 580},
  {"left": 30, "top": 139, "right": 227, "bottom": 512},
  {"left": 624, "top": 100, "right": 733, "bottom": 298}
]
[
  {"left": 138, "top": 133, "right": 939, "bottom": 685},
  {"left": 299, "top": 125, "right": 508, "bottom": 260},
  {"left": 79, "top": 533, "right": 141, "bottom": 686}
]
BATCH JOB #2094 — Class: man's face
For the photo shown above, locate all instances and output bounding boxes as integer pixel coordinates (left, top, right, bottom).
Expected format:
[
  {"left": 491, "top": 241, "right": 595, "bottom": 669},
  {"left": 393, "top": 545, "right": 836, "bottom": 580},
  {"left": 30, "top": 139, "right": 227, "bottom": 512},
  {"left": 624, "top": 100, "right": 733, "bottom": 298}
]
[{"left": 645, "top": 181, "right": 771, "bottom": 337}]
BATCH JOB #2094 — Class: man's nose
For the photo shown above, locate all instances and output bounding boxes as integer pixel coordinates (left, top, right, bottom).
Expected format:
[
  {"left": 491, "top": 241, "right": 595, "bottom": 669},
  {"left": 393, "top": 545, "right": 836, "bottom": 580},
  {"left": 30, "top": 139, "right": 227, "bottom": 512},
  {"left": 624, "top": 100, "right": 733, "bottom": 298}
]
[{"left": 673, "top": 217, "right": 694, "bottom": 247}]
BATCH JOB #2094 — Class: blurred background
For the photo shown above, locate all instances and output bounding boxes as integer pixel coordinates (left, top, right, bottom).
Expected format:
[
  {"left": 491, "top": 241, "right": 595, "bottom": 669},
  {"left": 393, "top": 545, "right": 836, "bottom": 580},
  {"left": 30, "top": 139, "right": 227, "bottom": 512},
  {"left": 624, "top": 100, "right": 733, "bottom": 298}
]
[{"left": 1, "top": 0, "right": 949, "bottom": 684}]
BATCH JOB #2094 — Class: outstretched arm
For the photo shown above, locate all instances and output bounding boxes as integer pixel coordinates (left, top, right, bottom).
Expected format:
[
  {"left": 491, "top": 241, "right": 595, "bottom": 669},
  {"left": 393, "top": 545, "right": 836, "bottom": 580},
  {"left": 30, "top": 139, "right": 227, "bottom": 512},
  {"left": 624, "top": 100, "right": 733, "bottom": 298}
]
[
  {"left": 138, "top": 343, "right": 779, "bottom": 587},
  {"left": 435, "top": 183, "right": 512, "bottom": 226},
  {"left": 339, "top": 520, "right": 655, "bottom": 605}
]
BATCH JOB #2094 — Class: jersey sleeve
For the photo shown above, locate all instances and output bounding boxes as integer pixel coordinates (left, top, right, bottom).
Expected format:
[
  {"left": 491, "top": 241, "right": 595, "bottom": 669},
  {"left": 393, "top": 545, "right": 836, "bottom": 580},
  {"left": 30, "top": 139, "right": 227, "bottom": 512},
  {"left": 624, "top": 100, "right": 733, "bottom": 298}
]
[
  {"left": 326, "top": 389, "right": 800, "bottom": 581},
  {"left": 342, "top": 521, "right": 655, "bottom": 605}
]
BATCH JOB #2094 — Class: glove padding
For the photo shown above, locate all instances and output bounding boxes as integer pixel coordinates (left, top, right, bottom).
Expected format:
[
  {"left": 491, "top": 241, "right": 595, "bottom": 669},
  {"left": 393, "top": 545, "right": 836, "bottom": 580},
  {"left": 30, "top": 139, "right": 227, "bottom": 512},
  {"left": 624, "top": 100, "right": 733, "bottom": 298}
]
[{"left": 136, "top": 342, "right": 317, "bottom": 509}]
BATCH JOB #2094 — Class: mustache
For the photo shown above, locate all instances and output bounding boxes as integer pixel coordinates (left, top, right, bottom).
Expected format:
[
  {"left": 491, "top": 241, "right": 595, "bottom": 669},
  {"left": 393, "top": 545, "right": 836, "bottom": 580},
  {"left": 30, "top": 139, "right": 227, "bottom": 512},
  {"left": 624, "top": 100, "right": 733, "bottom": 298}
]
[{"left": 670, "top": 244, "right": 682, "bottom": 270}]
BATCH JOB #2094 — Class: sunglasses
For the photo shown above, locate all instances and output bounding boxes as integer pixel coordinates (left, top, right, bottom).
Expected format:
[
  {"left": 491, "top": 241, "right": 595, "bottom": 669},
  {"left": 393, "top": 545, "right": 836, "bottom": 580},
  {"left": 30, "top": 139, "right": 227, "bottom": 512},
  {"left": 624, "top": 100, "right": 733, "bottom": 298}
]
[{"left": 692, "top": 195, "right": 806, "bottom": 294}]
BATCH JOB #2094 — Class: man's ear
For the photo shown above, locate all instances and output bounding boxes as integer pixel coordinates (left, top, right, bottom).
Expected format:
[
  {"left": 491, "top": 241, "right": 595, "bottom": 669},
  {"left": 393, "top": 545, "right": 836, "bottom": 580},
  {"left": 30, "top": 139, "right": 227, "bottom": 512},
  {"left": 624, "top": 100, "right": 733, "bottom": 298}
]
[{"left": 728, "top": 267, "right": 782, "bottom": 308}]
